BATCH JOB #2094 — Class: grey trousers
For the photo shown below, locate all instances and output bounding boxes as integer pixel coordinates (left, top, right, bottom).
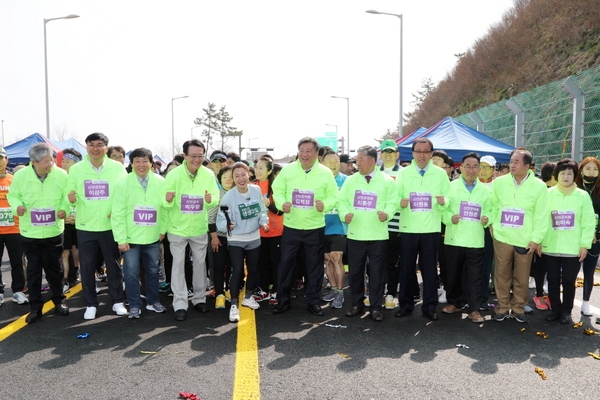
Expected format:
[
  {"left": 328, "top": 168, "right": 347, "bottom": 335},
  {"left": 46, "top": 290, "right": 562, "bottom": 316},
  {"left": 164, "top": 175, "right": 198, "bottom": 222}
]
[{"left": 168, "top": 232, "right": 208, "bottom": 311}]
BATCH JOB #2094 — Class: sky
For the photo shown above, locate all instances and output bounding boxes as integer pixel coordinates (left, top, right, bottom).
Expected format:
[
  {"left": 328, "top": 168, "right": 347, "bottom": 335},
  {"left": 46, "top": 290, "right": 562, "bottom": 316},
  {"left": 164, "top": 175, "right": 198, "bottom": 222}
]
[{"left": 0, "top": 0, "right": 515, "bottom": 161}]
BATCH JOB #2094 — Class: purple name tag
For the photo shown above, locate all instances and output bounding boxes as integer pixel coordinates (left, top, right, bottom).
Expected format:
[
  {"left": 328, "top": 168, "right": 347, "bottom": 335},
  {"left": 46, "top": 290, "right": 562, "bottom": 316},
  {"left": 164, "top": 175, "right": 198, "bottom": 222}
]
[
  {"left": 500, "top": 208, "right": 524, "bottom": 229},
  {"left": 409, "top": 192, "right": 432, "bottom": 212},
  {"left": 551, "top": 210, "right": 575, "bottom": 230},
  {"left": 133, "top": 206, "right": 157, "bottom": 226},
  {"left": 353, "top": 190, "right": 377, "bottom": 212},
  {"left": 292, "top": 189, "right": 314, "bottom": 209},
  {"left": 459, "top": 201, "right": 482, "bottom": 222},
  {"left": 31, "top": 208, "right": 56, "bottom": 226},
  {"left": 84, "top": 180, "right": 109, "bottom": 200},
  {"left": 181, "top": 194, "right": 203, "bottom": 214}
]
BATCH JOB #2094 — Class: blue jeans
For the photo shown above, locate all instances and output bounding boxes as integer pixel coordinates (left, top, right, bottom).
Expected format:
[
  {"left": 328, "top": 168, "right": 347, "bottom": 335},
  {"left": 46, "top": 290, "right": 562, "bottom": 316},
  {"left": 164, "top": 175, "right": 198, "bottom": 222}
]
[{"left": 123, "top": 242, "right": 160, "bottom": 309}]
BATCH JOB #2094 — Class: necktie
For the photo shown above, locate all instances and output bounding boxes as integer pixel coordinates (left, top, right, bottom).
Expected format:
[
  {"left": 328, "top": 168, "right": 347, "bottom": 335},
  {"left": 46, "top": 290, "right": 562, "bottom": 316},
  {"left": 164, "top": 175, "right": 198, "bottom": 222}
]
[
  {"left": 419, "top": 170, "right": 425, "bottom": 177},
  {"left": 365, "top": 175, "right": 371, "bottom": 184}
]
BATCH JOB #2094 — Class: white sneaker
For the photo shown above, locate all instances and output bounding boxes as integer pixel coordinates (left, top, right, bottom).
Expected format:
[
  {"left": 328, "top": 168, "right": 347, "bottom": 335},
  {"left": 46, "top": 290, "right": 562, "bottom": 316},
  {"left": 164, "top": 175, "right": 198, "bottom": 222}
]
[
  {"left": 63, "top": 283, "right": 70, "bottom": 295},
  {"left": 385, "top": 294, "right": 396, "bottom": 310},
  {"left": 84, "top": 306, "right": 97, "bottom": 320},
  {"left": 112, "top": 302, "right": 127, "bottom": 316},
  {"left": 229, "top": 304, "right": 240, "bottom": 322},
  {"left": 529, "top": 277, "right": 536, "bottom": 289},
  {"left": 242, "top": 297, "right": 260, "bottom": 310},
  {"left": 95, "top": 285, "right": 101, "bottom": 294},
  {"left": 0, "top": 293, "right": 4, "bottom": 305},
  {"left": 12, "top": 291, "right": 29, "bottom": 304},
  {"left": 581, "top": 301, "right": 593, "bottom": 316},
  {"left": 438, "top": 289, "right": 447, "bottom": 304}
]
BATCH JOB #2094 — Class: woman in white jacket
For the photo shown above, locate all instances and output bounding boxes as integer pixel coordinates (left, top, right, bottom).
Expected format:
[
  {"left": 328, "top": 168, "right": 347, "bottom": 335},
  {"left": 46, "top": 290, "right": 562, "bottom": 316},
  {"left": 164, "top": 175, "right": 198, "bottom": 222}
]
[{"left": 217, "top": 162, "right": 269, "bottom": 322}]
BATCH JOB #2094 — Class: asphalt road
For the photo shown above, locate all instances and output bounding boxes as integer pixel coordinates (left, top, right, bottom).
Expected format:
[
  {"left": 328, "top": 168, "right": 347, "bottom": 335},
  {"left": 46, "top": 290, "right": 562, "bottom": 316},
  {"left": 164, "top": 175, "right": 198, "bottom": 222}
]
[{"left": 1, "top": 259, "right": 600, "bottom": 400}]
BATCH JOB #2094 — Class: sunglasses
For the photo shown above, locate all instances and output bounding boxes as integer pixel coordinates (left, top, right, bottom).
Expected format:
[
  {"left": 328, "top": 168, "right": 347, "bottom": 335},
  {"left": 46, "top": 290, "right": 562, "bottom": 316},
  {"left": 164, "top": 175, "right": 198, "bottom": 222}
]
[{"left": 382, "top": 149, "right": 396, "bottom": 154}]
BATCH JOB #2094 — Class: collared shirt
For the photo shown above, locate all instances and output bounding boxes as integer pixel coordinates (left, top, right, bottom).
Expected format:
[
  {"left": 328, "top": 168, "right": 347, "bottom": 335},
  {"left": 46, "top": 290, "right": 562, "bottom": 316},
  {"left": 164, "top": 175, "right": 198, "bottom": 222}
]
[
  {"left": 415, "top": 163, "right": 429, "bottom": 175},
  {"left": 137, "top": 175, "right": 149, "bottom": 191},
  {"left": 463, "top": 179, "right": 476, "bottom": 193},
  {"left": 512, "top": 173, "right": 530, "bottom": 188},
  {"left": 88, "top": 158, "right": 104, "bottom": 173}
]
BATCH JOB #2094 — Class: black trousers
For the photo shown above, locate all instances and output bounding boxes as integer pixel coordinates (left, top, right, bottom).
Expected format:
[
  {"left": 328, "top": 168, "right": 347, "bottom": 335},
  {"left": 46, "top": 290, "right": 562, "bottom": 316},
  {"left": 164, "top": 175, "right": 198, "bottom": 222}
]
[
  {"left": 385, "top": 231, "right": 401, "bottom": 297},
  {"left": 21, "top": 234, "right": 64, "bottom": 311},
  {"left": 444, "top": 245, "right": 484, "bottom": 312},
  {"left": 348, "top": 239, "right": 387, "bottom": 311},
  {"left": 399, "top": 232, "right": 439, "bottom": 313},
  {"left": 77, "top": 230, "right": 123, "bottom": 307},
  {"left": 212, "top": 235, "right": 230, "bottom": 295},
  {"left": 259, "top": 236, "right": 281, "bottom": 292},
  {"left": 0, "top": 233, "right": 25, "bottom": 293},
  {"left": 276, "top": 227, "right": 324, "bottom": 306},
  {"left": 229, "top": 244, "right": 260, "bottom": 301},
  {"left": 545, "top": 255, "right": 580, "bottom": 314}
]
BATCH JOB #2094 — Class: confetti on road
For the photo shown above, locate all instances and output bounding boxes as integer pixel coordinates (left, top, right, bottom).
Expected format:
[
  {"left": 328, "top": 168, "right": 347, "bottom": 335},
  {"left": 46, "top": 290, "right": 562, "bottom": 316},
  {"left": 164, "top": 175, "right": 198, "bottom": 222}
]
[
  {"left": 325, "top": 324, "right": 347, "bottom": 329},
  {"left": 587, "top": 352, "right": 600, "bottom": 360},
  {"left": 534, "top": 367, "right": 547, "bottom": 380},
  {"left": 456, "top": 344, "right": 469, "bottom": 349},
  {"left": 573, "top": 322, "right": 584, "bottom": 329},
  {"left": 337, "top": 352, "right": 351, "bottom": 359},
  {"left": 535, "top": 331, "right": 549, "bottom": 339},
  {"left": 520, "top": 328, "right": 526, "bottom": 332}
]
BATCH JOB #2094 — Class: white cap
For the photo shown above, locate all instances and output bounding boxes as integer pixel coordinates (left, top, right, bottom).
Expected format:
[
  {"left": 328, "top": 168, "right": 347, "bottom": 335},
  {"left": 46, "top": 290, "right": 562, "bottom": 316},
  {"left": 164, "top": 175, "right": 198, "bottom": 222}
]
[{"left": 480, "top": 155, "right": 496, "bottom": 167}]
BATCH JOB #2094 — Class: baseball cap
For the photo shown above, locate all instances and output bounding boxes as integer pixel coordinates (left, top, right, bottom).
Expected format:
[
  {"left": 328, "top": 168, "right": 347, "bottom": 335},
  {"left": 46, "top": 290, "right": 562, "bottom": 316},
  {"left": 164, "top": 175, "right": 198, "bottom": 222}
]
[
  {"left": 380, "top": 140, "right": 398, "bottom": 152},
  {"left": 480, "top": 155, "right": 496, "bottom": 167},
  {"left": 339, "top": 154, "right": 355, "bottom": 164},
  {"left": 0, "top": 147, "right": 6, "bottom": 157}
]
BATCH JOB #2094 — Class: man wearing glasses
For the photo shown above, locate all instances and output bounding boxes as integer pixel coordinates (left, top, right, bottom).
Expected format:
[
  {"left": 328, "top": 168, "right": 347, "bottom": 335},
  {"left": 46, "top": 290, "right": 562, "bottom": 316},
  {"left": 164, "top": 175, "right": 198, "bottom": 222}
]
[
  {"left": 379, "top": 140, "right": 403, "bottom": 309},
  {"left": 162, "top": 139, "right": 219, "bottom": 321},
  {"left": 479, "top": 155, "right": 496, "bottom": 187},
  {"left": 66, "top": 133, "right": 127, "bottom": 320},
  {"left": 396, "top": 138, "right": 450, "bottom": 321}
]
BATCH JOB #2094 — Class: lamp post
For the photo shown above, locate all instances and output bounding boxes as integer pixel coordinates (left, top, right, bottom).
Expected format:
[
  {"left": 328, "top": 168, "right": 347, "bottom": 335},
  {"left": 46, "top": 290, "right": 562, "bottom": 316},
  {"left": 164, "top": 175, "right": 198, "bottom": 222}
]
[
  {"left": 247, "top": 137, "right": 258, "bottom": 160},
  {"left": 171, "top": 96, "right": 189, "bottom": 156},
  {"left": 330, "top": 96, "right": 349, "bottom": 153},
  {"left": 366, "top": 9, "right": 403, "bottom": 137},
  {"left": 44, "top": 14, "right": 79, "bottom": 139}
]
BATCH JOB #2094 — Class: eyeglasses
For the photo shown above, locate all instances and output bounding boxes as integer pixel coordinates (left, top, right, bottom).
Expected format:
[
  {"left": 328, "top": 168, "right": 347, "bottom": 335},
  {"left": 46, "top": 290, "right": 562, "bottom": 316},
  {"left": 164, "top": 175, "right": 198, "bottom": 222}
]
[
  {"left": 412, "top": 150, "right": 432, "bottom": 155},
  {"left": 462, "top": 165, "right": 479, "bottom": 170},
  {"left": 187, "top": 154, "right": 204, "bottom": 160},
  {"left": 87, "top": 143, "right": 106, "bottom": 149},
  {"left": 212, "top": 159, "right": 224, "bottom": 163},
  {"left": 480, "top": 166, "right": 493, "bottom": 170},
  {"left": 382, "top": 149, "right": 396, "bottom": 154}
]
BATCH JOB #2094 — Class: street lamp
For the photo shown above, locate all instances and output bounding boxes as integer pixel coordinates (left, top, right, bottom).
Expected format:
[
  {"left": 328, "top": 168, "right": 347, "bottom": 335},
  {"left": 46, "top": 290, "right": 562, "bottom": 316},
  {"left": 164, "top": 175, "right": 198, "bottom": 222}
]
[
  {"left": 191, "top": 125, "right": 201, "bottom": 139},
  {"left": 44, "top": 14, "right": 79, "bottom": 139},
  {"left": 247, "top": 137, "right": 258, "bottom": 160},
  {"left": 366, "top": 9, "right": 403, "bottom": 137},
  {"left": 171, "top": 96, "right": 189, "bottom": 156},
  {"left": 330, "top": 96, "right": 349, "bottom": 153}
]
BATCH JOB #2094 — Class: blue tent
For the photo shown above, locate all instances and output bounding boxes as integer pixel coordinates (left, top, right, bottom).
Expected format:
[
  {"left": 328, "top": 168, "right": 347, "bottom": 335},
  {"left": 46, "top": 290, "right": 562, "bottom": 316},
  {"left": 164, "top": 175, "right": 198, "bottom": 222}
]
[
  {"left": 398, "top": 117, "right": 514, "bottom": 163},
  {"left": 5, "top": 133, "right": 87, "bottom": 167}
]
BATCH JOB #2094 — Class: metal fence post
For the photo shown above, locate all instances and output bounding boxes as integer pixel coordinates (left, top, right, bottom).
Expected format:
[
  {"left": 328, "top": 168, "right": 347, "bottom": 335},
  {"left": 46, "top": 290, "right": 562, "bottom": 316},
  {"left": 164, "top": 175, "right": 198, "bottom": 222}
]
[
  {"left": 562, "top": 76, "right": 585, "bottom": 162},
  {"left": 506, "top": 98, "right": 525, "bottom": 148}
]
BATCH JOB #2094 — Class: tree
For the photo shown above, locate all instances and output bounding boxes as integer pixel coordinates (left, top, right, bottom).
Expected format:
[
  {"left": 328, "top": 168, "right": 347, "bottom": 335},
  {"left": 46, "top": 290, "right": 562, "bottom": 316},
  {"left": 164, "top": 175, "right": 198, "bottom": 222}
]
[{"left": 193, "top": 103, "right": 244, "bottom": 152}]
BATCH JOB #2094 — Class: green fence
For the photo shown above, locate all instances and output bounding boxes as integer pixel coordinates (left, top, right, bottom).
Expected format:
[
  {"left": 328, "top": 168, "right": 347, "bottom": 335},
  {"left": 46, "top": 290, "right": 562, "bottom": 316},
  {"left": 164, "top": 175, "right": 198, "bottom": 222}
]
[{"left": 455, "top": 64, "right": 600, "bottom": 165}]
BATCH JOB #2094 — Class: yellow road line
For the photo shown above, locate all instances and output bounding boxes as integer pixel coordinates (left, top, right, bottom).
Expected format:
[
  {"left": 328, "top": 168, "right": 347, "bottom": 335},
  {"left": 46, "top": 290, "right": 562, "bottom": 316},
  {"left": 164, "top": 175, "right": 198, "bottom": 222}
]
[
  {"left": 0, "top": 283, "right": 82, "bottom": 341},
  {"left": 233, "top": 297, "right": 261, "bottom": 400}
]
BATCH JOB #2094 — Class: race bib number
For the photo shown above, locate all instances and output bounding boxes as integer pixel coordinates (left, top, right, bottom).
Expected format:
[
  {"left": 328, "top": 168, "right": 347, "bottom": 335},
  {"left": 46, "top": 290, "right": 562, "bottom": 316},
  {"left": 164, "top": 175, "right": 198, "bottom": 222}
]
[
  {"left": 238, "top": 201, "right": 261, "bottom": 220},
  {"left": 181, "top": 194, "right": 203, "bottom": 214},
  {"left": 133, "top": 206, "right": 157, "bottom": 226},
  {"left": 459, "top": 201, "right": 482, "bottom": 222},
  {"left": 292, "top": 189, "right": 314, "bottom": 209},
  {"left": 409, "top": 192, "right": 432, "bottom": 212},
  {"left": 30, "top": 208, "right": 56, "bottom": 227},
  {"left": 500, "top": 208, "right": 525, "bottom": 229},
  {"left": 354, "top": 190, "right": 377, "bottom": 212},
  {"left": 84, "top": 180, "right": 109, "bottom": 200},
  {"left": 551, "top": 210, "right": 575, "bottom": 230},
  {"left": 0, "top": 207, "right": 14, "bottom": 226}
]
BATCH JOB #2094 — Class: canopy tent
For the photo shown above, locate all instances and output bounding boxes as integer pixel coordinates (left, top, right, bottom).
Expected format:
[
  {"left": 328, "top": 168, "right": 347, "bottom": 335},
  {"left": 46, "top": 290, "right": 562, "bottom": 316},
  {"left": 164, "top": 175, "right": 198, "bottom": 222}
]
[
  {"left": 396, "top": 127, "right": 428, "bottom": 145},
  {"left": 398, "top": 117, "right": 514, "bottom": 163},
  {"left": 5, "top": 133, "right": 87, "bottom": 167}
]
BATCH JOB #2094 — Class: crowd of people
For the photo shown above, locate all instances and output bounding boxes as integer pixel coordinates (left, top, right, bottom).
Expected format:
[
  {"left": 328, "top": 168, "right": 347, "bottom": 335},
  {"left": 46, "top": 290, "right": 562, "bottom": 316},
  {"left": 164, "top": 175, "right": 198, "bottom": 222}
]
[{"left": 0, "top": 133, "right": 599, "bottom": 328}]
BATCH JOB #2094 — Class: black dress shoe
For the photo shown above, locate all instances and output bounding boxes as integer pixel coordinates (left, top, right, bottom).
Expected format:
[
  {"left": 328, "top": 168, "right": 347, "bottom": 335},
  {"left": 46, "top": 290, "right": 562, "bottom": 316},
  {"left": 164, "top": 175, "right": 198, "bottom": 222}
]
[
  {"left": 307, "top": 304, "right": 325, "bottom": 316},
  {"left": 174, "top": 309, "right": 187, "bottom": 321},
  {"left": 371, "top": 310, "right": 383, "bottom": 321},
  {"left": 345, "top": 306, "right": 364, "bottom": 317},
  {"left": 272, "top": 302, "right": 291, "bottom": 314},
  {"left": 54, "top": 303, "right": 69, "bottom": 316},
  {"left": 560, "top": 312, "right": 572, "bottom": 324},
  {"left": 545, "top": 311, "right": 560, "bottom": 322},
  {"left": 395, "top": 308, "right": 413, "bottom": 318},
  {"left": 194, "top": 303, "right": 208, "bottom": 313},
  {"left": 26, "top": 310, "right": 42, "bottom": 324},
  {"left": 422, "top": 310, "right": 439, "bottom": 321}
]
